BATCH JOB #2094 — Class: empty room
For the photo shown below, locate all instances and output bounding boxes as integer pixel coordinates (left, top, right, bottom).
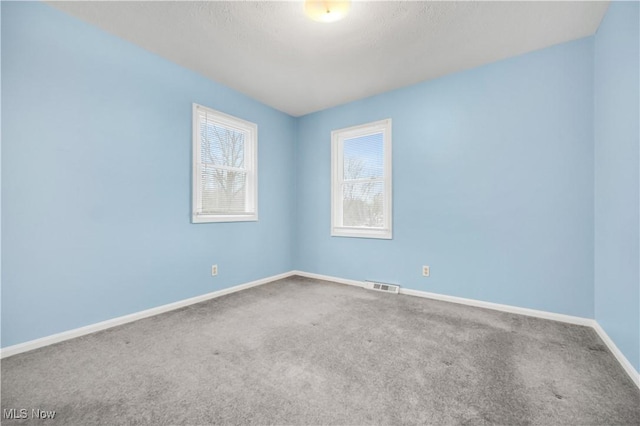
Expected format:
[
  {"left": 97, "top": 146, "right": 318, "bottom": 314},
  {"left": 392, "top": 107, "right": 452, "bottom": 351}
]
[{"left": 1, "top": 0, "right": 639, "bottom": 424}]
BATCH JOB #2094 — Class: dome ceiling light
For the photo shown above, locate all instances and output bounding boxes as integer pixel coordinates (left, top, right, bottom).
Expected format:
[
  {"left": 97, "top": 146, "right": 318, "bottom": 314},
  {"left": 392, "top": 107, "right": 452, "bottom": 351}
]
[{"left": 304, "top": 0, "right": 351, "bottom": 23}]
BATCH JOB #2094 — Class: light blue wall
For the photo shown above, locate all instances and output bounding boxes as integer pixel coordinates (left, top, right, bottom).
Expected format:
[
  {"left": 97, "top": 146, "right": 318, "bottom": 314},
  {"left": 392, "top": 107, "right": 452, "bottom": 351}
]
[
  {"left": 3, "top": 1, "right": 638, "bottom": 367},
  {"left": 594, "top": 1, "right": 640, "bottom": 372},
  {"left": 296, "top": 38, "right": 595, "bottom": 318},
  {"left": 0, "top": 2, "right": 3, "bottom": 329},
  {"left": 1, "top": 2, "right": 296, "bottom": 347}
]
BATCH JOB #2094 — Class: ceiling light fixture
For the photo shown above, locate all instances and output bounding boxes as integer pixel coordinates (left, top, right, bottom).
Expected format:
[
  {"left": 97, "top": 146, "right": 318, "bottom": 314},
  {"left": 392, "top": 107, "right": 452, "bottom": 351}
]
[{"left": 304, "top": 0, "right": 351, "bottom": 23}]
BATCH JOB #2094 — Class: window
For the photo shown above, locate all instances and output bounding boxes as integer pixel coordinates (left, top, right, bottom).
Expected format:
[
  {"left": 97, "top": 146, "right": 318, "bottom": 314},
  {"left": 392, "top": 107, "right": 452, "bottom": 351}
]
[
  {"left": 192, "top": 104, "right": 257, "bottom": 223},
  {"left": 331, "top": 119, "right": 392, "bottom": 239}
]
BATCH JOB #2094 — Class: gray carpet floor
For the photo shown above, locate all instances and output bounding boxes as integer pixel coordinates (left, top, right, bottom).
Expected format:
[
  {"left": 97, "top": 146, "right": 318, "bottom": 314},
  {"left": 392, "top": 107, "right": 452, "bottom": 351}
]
[{"left": 1, "top": 276, "right": 639, "bottom": 425}]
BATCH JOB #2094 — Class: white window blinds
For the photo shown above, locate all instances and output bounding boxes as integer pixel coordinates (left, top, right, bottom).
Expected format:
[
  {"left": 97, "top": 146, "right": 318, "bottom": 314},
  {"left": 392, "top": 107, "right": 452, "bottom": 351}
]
[
  {"left": 193, "top": 104, "right": 257, "bottom": 223},
  {"left": 331, "top": 119, "right": 392, "bottom": 239},
  {"left": 342, "top": 132, "right": 385, "bottom": 228}
]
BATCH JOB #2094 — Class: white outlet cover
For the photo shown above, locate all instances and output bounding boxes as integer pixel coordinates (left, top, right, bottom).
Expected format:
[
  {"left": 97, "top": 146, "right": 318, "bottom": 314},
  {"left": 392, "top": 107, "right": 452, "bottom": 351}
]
[
  {"left": 423, "top": 266, "right": 430, "bottom": 277},
  {"left": 211, "top": 265, "right": 218, "bottom": 276}
]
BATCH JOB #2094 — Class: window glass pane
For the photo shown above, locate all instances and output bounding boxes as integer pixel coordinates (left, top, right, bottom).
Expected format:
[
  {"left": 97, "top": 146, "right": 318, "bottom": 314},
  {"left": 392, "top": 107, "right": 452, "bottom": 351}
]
[
  {"left": 200, "top": 122, "right": 245, "bottom": 168},
  {"left": 343, "top": 132, "right": 383, "bottom": 179},
  {"left": 342, "top": 181, "right": 384, "bottom": 227},
  {"left": 201, "top": 165, "right": 247, "bottom": 213}
]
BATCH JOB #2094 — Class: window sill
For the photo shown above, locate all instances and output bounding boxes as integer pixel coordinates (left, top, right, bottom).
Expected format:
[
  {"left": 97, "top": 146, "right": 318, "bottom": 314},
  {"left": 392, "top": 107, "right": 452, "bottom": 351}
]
[
  {"left": 192, "top": 214, "right": 258, "bottom": 223},
  {"left": 331, "top": 227, "right": 392, "bottom": 240}
]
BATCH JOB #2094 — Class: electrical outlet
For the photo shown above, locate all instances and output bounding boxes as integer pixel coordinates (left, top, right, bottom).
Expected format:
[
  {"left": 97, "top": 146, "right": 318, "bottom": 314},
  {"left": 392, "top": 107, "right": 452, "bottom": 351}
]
[
  {"left": 422, "top": 265, "right": 430, "bottom": 277},
  {"left": 211, "top": 265, "right": 218, "bottom": 276}
]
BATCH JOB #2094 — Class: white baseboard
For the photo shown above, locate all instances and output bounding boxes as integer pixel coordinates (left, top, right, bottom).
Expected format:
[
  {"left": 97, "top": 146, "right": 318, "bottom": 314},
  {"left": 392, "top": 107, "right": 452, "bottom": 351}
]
[
  {"left": 400, "top": 288, "right": 594, "bottom": 327},
  {"left": 293, "top": 270, "right": 369, "bottom": 289},
  {"left": 293, "top": 270, "right": 592, "bottom": 325},
  {"left": 592, "top": 322, "right": 640, "bottom": 387},
  {"left": 0, "top": 271, "right": 295, "bottom": 359},
  {"left": 292, "top": 270, "right": 639, "bottom": 388},
  {"left": 3, "top": 269, "right": 638, "bottom": 389}
]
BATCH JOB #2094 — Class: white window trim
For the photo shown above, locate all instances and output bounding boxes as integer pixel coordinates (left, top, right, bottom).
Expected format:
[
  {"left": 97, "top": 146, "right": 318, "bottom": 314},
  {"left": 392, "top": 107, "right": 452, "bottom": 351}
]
[
  {"left": 192, "top": 103, "right": 258, "bottom": 223},
  {"left": 331, "top": 119, "right": 392, "bottom": 239}
]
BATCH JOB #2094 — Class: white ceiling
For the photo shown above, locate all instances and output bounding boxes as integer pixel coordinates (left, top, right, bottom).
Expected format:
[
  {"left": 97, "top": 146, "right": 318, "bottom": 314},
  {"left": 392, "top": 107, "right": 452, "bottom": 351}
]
[{"left": 47, "top": 1, "right": 609, "bottom": 117}]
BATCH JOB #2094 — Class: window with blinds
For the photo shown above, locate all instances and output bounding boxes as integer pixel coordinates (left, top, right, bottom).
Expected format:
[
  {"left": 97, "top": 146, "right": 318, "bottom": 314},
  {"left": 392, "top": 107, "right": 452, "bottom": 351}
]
[
  {"left": 192, "top": 104, "right": 257, "bottom": 223},
  {"left": 331, "top": 119, "right": 392, "bottom": 239}
]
